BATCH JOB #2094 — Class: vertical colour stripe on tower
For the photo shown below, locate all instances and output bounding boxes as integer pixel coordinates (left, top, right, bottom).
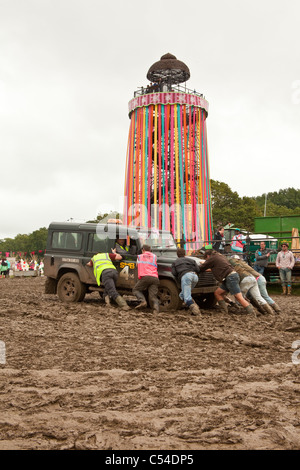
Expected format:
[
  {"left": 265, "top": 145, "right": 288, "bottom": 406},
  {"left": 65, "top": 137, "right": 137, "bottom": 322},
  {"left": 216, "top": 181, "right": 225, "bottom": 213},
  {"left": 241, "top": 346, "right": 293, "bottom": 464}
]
[
  {"left": 177, "top": 105, "right": 185, "bottom": 246},
  {"left": 164, "top": 105, "right": 170, "bottom": 231},
  {"left": 144, "top": 106, "right": 149, "bottom": 226},
  {"left": 153, "top": 104, "right": 158, "bottom": 228},
  {"left": 161, "top": 104, "right": 165, "bottom": 230},
  {"left": 170, "top": 105, "right": 175, "bottom": 236},
  {"left": 158, "top": 104, "right": 162, "bottom": 229},
  {"left": 147, "top": 105, "right": 153, "bottom": 227},
  {"left": 174, "top": 105, "right": 180, "bottom": 241},
  {"left": 141, "top": 107, "right": 146, "bottom": 226},
  {"left": 130, "top": 110, "right": 137, "bottom": 225}
]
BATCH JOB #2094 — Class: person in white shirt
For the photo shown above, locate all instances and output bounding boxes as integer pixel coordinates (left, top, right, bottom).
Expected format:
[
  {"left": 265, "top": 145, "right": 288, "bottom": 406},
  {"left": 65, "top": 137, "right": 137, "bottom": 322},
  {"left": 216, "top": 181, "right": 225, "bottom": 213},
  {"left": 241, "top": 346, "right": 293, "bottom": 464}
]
[{"left": 276, "top": 243, "right": 295, "bottom": 295}]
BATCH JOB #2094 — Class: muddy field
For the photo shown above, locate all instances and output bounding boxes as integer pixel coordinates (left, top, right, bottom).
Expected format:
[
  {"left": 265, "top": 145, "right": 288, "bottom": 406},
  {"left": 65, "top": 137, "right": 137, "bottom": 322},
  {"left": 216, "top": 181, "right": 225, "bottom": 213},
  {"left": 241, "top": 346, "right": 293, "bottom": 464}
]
[{"left": 0, "top": 276, "right": 300, "bottom": 451}]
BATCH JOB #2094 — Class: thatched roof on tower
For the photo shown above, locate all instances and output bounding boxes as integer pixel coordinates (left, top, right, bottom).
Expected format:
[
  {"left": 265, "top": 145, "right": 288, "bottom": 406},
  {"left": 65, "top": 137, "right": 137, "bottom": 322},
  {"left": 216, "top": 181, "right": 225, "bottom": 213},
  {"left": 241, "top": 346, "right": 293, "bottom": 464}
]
[{"left": 147, "top": 53, "right": 190, "bottom": 85}]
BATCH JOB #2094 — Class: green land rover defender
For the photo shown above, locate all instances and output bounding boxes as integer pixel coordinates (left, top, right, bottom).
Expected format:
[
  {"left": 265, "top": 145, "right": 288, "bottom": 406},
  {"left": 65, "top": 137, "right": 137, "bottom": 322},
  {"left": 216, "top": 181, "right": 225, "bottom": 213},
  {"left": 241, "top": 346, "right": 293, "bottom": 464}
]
[{"left": 44, "top": 222, "right": 217, "bottom": 311}]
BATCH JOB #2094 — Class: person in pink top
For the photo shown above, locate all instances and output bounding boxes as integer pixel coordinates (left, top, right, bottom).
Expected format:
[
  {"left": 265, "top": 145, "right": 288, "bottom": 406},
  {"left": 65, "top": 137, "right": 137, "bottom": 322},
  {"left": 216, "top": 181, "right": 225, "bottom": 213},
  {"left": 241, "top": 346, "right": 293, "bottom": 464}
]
[{"left": 133, "top": 245, "right": 160, "bottom": 313}]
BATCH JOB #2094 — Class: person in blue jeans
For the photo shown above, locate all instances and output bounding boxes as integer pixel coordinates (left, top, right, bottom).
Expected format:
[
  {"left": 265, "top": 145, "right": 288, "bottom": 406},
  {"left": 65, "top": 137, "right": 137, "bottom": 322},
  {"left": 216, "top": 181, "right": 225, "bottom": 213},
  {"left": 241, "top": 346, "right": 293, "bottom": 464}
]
[
  {"left": 276, "top": 243, "right": 295, "bottom": 295},
  {"left": 171, "top": 248, "right": 201, "bottom": 315}
]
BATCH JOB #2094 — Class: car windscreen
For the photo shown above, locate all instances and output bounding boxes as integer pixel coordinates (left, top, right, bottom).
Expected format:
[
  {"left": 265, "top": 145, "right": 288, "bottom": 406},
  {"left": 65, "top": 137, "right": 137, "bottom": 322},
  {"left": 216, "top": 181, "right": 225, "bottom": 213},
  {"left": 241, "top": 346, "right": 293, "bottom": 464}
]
[{"left": 137, "top": 229, "right": 177, "bottom": 250}]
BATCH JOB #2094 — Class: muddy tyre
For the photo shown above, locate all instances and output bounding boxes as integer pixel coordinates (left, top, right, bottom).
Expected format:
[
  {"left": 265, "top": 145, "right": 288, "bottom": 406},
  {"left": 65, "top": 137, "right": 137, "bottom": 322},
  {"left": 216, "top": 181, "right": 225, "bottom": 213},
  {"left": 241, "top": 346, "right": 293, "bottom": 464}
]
[
  {"left": 57, "top": 272, "right": 86, "bottom": 302},
  {"left": 152, "top": 279, "right": 180, "bottom": 311}
]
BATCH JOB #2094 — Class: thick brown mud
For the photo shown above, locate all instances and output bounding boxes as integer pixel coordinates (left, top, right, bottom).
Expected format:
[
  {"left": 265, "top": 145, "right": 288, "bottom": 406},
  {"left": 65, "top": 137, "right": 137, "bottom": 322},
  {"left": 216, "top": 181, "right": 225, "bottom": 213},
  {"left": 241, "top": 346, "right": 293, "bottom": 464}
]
[{"left": 0, "top": 277, "right": 300, "bottom": 450}]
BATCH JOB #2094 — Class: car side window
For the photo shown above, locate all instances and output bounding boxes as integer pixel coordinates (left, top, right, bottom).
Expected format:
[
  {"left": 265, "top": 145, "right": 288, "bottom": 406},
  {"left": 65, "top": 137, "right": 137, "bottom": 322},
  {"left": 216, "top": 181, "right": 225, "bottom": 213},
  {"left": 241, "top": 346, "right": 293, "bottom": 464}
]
[
  {"left": 52, "top": 231, "right": 82, "bottom": 250},
  {"left": 88, "top": 233, "right": 114, "bottom": 253}
]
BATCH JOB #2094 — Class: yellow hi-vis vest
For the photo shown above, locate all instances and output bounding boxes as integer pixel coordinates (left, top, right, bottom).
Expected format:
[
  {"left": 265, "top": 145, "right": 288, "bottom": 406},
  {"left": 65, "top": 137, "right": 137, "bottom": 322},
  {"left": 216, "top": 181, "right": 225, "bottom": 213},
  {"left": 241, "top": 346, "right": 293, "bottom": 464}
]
[
  {"left": 92, "top": 253, "right": 116, "bottom": 286},
  {"left": 116, "top": 243, "right": 129, "bottom": 252}
]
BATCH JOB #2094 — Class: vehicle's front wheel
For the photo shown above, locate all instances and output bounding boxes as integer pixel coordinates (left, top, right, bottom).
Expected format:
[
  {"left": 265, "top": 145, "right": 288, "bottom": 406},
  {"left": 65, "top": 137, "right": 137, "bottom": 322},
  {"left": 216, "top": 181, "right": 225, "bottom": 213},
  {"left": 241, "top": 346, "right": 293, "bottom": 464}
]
[
  {"left": 152, "top": 279, "right": 180, "bottom": 311},
  {"left": 57, "top": 272, "right": 86, "bottom": 302}
]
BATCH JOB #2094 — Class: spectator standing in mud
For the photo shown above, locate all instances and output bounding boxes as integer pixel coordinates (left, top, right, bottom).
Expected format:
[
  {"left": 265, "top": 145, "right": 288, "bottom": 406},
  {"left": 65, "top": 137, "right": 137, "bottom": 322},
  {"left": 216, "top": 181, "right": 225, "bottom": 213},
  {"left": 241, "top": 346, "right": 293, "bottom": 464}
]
[
  {"left": 212, "top": 227, "right": 226, "bottom": 253},
  {"left": 171, "top": 248, "right": 201, "bottom": 316},
  {"left": 198, "top": 248, "right": 254, "bottom": 315},
  {"left": 253, "top": 241, "right": 272, "bottom": 275},
  {"left": 86, "top": 252, "right": 131, "bottom": 310},
  {"left": 133, "top": 245, "right": 160, "bottom": 314},
  {"left": 276, "top": 243, "right": 295, "bottom": 295},
  {"left": 0, "top": 258, "right": 10, "bottom": 278}
]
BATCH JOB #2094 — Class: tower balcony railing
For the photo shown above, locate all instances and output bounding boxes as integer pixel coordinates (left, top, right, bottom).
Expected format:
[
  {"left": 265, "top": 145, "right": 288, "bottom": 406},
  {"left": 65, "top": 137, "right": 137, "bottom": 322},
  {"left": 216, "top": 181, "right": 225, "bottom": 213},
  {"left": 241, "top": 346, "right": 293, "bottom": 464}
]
[{"left": 133, "top": 83, "right": 205, "bottom": 99}]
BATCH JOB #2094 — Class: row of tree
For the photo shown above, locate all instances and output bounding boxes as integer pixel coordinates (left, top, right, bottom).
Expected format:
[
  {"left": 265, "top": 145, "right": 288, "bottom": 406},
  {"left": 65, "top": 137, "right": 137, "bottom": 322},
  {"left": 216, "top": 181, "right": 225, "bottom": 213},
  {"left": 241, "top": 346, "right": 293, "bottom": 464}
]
[
  {"left": 0, "top": 228, "right": 48, "bottom": 259},
  {"left": 0, "top": 184, "right": 299, "bottom": 256},
  {"left": 210, "top": 183, "right": 300, "bottom": 232}
]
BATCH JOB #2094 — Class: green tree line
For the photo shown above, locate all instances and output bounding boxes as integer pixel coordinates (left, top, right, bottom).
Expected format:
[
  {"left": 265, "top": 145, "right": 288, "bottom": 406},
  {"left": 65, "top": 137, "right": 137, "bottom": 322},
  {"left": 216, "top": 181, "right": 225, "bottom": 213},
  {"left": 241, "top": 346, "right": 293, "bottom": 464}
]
[
  {"left": 0, "top": 228, "right": 48, "bottom": 259},
  {"left": 0, "top": 185, "right": 299, "bottom": 255},
  {"left": 210, "top": 182, "right": 300, "bottom": 232}
]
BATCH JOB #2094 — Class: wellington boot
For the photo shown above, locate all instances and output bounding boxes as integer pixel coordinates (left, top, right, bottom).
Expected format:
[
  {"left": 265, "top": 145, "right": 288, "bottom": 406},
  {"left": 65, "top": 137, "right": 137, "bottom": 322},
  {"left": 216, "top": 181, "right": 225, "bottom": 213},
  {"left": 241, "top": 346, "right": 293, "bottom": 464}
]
[
  {"left": 244, "top": 304, "right": 254, "bottom": 315},
  {"left": 218, "top": 300, "right": 228, "bottom": 314},
  {"left": 104, "top": 295, "right": 111, "bottom": 306},
  {"left": 152, "top": 302, "right": 160, "bottom": 314},
  {"left": 250, "top": 298, "right": 264, "bottom": 314},
  {"left": 115, "top": 295, "right": 131, "bottom": 311},
  {"left": 261, "top": 303, "right": 274, "bottom": 315},
  {"left": 135, "top": 300, "right": 147, "bottom": 310},
  {"left": 271, "top": 302, "right": 281, "bottom": 314},
  {"left": 281, "top": 286, "right": 287, "bottom": 295},
  {"left": 287, "top": 286, "right": 292, "bottom": 295},
  {"left": 189, "top": 302, "right": 201, "bottom": 316}
]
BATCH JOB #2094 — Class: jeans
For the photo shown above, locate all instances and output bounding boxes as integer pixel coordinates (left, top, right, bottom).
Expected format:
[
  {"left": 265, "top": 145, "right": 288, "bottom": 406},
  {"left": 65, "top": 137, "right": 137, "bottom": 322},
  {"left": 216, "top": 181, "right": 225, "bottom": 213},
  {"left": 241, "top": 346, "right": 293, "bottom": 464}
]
[
  {"left": 279, "top": 268, "right": 292, "bottom": 287},
  {"left": 253, "top": 265, "right": 265, "bottom": 275},
  {"left": 241, "top": 275, "right": 266, "bottom": 305},
  {"left": 220, "top": 272, "right": 241, "bottom": 295},
  {"left": 257, "top": 275, "right": 274, "bottom": 305},
  {"left": 180, "top": 272, "right": 199, "bottom": 307}
]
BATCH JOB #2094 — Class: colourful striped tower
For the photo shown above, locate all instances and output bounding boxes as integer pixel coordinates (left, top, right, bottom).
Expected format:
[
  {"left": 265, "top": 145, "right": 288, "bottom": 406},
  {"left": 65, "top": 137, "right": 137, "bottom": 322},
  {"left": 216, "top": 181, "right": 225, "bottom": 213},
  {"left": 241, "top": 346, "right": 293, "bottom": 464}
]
[{"left": 123, "top": 53, "right": 213, "bottom": 251}]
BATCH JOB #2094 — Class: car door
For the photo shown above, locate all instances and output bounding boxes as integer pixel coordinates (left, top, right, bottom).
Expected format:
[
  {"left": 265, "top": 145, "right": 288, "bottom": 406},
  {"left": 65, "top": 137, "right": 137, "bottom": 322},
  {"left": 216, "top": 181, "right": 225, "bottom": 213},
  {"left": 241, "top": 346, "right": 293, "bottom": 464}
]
[{"left": 113, "top": 239, "right": 138, "bottom": 289}]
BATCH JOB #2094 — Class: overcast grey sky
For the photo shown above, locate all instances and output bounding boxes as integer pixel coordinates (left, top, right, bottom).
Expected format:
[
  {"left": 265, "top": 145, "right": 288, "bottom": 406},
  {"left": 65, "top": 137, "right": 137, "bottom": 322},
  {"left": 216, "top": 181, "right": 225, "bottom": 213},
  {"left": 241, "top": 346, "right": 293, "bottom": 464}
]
[{"left": 1, "top": 0, "right": 299, "bottom": 239}]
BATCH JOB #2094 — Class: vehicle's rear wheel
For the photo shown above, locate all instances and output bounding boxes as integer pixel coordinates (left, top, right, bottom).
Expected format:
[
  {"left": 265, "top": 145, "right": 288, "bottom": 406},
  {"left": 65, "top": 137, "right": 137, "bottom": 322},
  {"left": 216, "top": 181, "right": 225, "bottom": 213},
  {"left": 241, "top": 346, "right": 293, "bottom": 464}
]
[
  {"left": 57, "top": 272, "right": 86, "bottom": 302},
  {"left": 151, "top": 279, "right": 180, "bottom": 311}
]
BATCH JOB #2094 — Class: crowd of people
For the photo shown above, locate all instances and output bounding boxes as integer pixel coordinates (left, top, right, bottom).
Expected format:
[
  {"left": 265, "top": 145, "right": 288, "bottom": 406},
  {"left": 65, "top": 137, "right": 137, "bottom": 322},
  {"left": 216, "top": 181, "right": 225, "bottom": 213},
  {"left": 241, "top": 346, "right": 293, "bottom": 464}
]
[
  {"left": 212, "top": 226, "right": 296, "bottom": 296},
  {"left": 0, "top": 258, "right": 44, "bottom": 277},
  {"left": 86, "top": 231, "right": 297, "bottom": 316},
  {"left": 14, "top": 259, "right": 44, "bottom": 274}
]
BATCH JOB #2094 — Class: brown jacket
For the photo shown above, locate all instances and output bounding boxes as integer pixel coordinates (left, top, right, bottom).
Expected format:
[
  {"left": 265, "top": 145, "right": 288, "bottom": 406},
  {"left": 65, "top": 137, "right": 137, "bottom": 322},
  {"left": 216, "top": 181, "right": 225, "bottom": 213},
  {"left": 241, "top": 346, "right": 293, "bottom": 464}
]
[{"left": 198, "top": 253, "right": 234, "bottom": 282}]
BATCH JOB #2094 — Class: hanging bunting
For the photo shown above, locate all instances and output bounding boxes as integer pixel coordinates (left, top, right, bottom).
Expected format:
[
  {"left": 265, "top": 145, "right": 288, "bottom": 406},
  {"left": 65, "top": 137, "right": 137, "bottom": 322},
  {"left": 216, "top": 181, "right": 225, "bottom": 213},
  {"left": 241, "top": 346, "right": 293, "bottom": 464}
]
[{"left": 124, "top": 91, "right": 213, "bottom": 251}]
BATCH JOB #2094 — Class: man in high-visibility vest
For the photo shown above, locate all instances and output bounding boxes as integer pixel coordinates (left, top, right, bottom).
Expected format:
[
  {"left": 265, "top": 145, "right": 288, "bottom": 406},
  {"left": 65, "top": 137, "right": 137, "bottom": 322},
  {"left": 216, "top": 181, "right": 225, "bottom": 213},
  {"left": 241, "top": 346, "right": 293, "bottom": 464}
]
[
  {"left": 86, "top": 252, "right": 130, "bottom": 310},
  {"left": 113, "top": 238, "right": 137, "bottom": 256},
  {"left": 113, "top": 238, "right": 130, "bottom": 255},
  {"left": 133, "top": 244, "right": 160, "bottom": 313}
]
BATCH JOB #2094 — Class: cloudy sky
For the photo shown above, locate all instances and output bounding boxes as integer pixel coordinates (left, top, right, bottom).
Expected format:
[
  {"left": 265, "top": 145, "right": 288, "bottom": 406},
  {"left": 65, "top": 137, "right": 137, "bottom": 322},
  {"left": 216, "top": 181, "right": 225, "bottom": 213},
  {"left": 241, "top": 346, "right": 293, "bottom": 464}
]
[{"left": 1, "top": 0, "right": 299, "bottom": 239}]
